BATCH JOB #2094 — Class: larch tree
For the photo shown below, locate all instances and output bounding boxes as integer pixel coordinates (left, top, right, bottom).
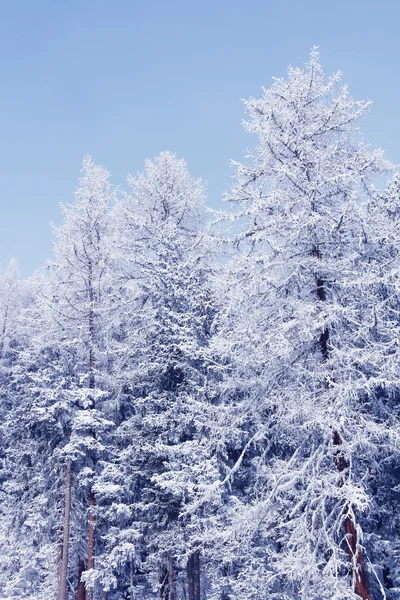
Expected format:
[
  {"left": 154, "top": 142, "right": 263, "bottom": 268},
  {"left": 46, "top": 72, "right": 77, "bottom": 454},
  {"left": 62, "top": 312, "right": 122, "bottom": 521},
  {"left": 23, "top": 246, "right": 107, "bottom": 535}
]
[
  {"left": 2, "top": 48, "right": 400, "bottom": 600},
  {"left": 360, "top": 174, "right": 400, "bottom": 598},
  {"left": 49, "top": 156, "right": 116, "bottom": 600},
  {"left": 211, "top": 49, "right": 399, "bottom": 600}
]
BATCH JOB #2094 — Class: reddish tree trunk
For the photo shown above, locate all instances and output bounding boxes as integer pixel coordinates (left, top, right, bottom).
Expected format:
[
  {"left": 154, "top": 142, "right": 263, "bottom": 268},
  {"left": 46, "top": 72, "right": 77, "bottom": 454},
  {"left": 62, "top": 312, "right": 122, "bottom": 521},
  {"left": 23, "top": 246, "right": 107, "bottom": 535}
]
[
  {"left": 314, "top": 247, "right": 371, "bottom": 600},
  {"left": 58, "top": 541, "right": 63, "bottom": 600},
  {"left": 159, "top": 555, "right": 175, "bottom": 600},
  {"left": 344, "top": 517, "right": 371, "bottom": 600},
  {"left": 86, "top": 488, "right": 96, "bottom": 600},
  {"left": 333, "top": 432, "right": 372, "bottom": 600},
  {"left": 77, "top": 559, "right": 86, "bottom": 600},
  {"left": 59, "top": 462, "right": 72, "bottom": 600}
]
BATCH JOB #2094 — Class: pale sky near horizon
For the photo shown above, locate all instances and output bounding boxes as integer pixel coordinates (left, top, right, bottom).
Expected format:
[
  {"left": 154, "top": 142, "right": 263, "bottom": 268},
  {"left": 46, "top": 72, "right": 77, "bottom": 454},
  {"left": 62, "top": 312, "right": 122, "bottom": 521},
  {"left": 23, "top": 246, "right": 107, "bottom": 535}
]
[{"left": 0, "top": 0, "right": 399, "bottom": 275}]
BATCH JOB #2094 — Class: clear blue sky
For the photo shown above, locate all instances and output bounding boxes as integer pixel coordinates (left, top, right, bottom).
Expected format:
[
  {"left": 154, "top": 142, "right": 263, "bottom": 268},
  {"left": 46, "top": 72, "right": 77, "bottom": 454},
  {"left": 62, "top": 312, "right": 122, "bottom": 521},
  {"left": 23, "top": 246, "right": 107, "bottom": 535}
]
[{"left": 0, "top": 0, "right": 399, "bottom": 275}]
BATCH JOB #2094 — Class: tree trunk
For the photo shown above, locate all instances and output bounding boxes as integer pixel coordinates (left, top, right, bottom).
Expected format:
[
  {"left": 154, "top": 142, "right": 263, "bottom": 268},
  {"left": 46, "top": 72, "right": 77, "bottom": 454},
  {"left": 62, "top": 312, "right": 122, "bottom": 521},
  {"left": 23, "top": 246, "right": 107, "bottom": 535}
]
[
  {"left": 220, "top": 564, "right": 230, "bottom": 600},
  {"left": 130, "top": 557, "right": 134, "bottom": 600},
  {"left": 160, "top": 565, "right": 168, "bottom": 600},
  {"left": 88, "top": 258, "right": 95, "bottom": 393},
  {"left": 0, "top": 303, "right": 9, "bottom": 360},
  {"left": 86, "top": 273, "right": 96, "bottom": 600},
  {"left": 187, "top": 554, "right": 194, "bottom": 600},
  {"left": 333, "top": 432, "right": 372, "bottom": 600},
  {"left": 77, "top": 559, "right": 86, "bottom": 600},
  {"left": 187, "top": 551, "right": 200, "bottom": 600},
  {"left": 86, "top": 488, "right": 96, "bottom": 600},
  {"left": 193, "top": 551, "right": 200, "bottom": 600},
  {"left": 59, "top": 462, "right": 72, "bottom": 600},
  {"left": 58, "top": 540, "right": 63, "bottom": 600},
  {"left": 314, "top": 248, "right": 372, "bottom": 600},
  {"left": 159, "top": 555, "right": 175, "bottom": 600},
  {"left": 168, "top": 553, "right": 175, "bottom": 600}
]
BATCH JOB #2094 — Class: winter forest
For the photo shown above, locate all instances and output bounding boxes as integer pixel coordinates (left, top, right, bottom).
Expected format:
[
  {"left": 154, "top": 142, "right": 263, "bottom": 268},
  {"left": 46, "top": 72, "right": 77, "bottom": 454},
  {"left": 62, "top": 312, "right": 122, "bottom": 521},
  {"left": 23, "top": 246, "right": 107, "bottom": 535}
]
[{"left": 1, "top": 49, "right": 400, "bottom": 600}]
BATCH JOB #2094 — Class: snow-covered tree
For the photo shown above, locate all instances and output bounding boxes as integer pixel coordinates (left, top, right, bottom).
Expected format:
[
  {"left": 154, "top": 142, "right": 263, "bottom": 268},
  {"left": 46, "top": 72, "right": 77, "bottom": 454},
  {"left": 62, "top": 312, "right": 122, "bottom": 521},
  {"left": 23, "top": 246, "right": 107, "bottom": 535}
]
[
  {"left": 0, "top": 267, "right": 63, "bottom": 600},
  {"left": 359, "top": 174, "right": 400, "bottom": 598},
  {"left": 210, "top": 49, "right": 398, "bottom": 600},
  {"left": 3, "top": 49, "right": 400, "bottom": 600},
  {"left": 94, "top": 152, "right": 220, "bottom": 600},
  {"left": 49, "top": 156, "right": 116, "bottom": 600},
  {"left": 0, "top": 157, "right": 117, "bottom": 600}
]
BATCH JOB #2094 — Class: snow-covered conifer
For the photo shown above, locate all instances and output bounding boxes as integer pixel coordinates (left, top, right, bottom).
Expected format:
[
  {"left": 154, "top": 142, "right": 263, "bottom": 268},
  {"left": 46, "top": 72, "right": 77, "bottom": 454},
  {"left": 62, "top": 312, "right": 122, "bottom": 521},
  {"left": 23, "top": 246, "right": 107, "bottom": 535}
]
[
  {"left": 95, "top": 152, "right": 220, "bottom": 600},
  {"left": 211, "top": 49, "right": 398, "bottom": 600},
  {"left": 49, "top": 156, "right": 116, "bottom": 600}
]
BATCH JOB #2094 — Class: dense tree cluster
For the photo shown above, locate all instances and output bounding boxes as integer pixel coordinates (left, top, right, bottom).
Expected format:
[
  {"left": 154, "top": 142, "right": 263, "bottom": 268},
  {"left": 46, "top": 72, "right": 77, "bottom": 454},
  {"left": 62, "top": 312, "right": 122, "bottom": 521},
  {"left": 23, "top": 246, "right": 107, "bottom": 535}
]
[{"left": 0, "top": 50, "right": 399, "bottom": 600}]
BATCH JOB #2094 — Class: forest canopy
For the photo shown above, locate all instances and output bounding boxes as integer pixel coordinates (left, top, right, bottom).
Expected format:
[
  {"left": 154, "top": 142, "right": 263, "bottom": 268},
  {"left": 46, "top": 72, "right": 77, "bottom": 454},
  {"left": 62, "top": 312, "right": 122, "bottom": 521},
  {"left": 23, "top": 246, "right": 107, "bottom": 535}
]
[{"left": 0, "top": 50, "right": 399, "bottom": 600}]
